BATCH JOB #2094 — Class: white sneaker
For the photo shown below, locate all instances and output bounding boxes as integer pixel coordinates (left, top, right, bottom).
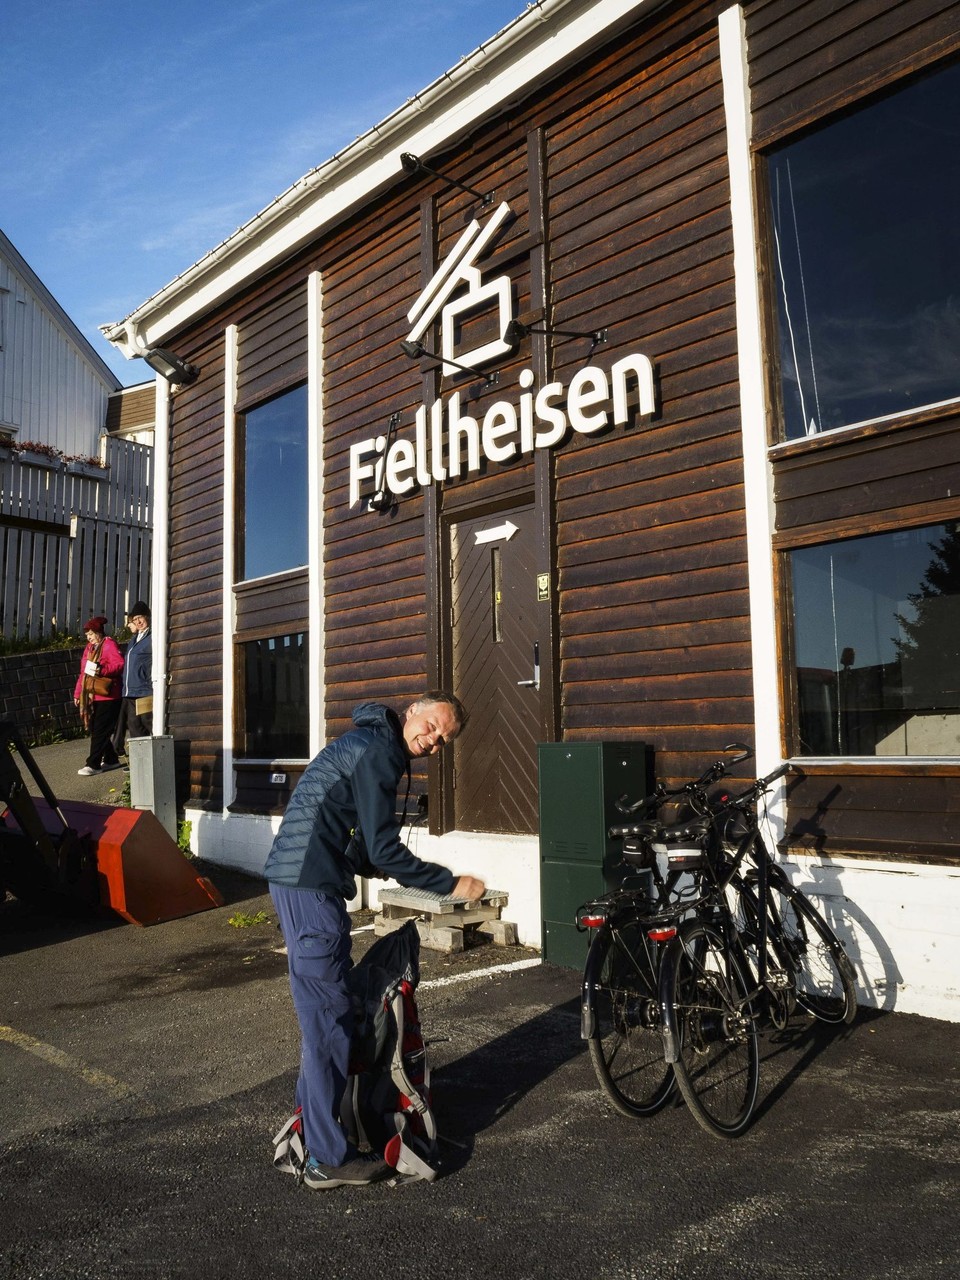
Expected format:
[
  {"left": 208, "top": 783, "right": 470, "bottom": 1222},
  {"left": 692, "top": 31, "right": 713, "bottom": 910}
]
[{"left": 77, "top": 766, "right": 100, "bottom": 776}]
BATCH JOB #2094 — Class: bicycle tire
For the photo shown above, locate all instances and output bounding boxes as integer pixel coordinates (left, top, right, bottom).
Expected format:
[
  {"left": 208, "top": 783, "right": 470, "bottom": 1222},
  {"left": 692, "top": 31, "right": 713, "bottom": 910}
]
[
  {"left": 667, "top": 921, "right": 759, "bottom": 1138},
  {"left": 586, "top": 917, "right": 675, "bottom": 1117},
  {"left": 727, "top": 872, "right": 795, "bottom": 1029},
  {"left": 771, "top": 880, "right": 857, "bottom": 1024}
]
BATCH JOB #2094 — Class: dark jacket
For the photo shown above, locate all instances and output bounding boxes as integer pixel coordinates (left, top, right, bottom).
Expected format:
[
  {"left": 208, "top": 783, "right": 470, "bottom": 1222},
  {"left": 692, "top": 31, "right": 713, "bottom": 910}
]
[
  {"left": 122, "top": 629, "right": 152, "bottom": 699},
  {"left": 263, "top": 702, "right": 455, "bottom": 900}
]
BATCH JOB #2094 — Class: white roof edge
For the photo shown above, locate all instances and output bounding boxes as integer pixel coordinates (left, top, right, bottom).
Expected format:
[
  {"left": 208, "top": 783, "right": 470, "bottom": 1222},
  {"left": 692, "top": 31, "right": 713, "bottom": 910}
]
[{"left": 101, "top": 0, "right": 664, "bottom": 358}]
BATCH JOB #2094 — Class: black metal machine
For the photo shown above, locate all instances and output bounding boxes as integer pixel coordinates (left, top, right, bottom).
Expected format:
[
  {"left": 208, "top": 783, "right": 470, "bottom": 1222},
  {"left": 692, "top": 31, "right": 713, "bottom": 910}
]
[{"left": 0, "top": 720, "right": 99, "bottom": 910}]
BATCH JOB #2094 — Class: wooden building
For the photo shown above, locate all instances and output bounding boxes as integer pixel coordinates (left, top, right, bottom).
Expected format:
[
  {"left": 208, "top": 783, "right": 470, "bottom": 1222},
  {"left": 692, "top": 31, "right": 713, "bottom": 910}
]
[{"left": 102, "top": 0, "right": 960, "bottom": 1019}]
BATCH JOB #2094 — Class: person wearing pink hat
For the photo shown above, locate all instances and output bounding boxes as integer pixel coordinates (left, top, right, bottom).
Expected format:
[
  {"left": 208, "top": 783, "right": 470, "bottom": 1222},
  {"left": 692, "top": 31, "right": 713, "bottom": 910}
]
[{"left": 73, "top": 615, "right": 124, "bottom": 776}]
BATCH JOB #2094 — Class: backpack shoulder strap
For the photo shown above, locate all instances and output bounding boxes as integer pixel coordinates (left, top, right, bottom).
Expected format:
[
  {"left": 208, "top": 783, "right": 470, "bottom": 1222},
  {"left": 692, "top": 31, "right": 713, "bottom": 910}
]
[
  {"left": 384, "top": 1127, "right": 438, "bottom": 1182},
  {"left": 271, "top": 1109, "right": 306, "bottom": 1176}
]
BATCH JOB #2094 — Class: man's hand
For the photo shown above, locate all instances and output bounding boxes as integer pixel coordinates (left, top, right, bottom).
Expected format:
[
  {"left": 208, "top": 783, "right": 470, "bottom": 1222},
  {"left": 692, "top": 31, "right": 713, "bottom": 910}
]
[{"left": 452, "top": 874, "right": 486, "bottom": 901}]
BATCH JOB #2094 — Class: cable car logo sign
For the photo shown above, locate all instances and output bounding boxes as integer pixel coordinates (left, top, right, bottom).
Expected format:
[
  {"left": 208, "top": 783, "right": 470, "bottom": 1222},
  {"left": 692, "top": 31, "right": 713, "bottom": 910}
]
[{"left": 349, "top": 201, "right": 657, "bottom": 508}]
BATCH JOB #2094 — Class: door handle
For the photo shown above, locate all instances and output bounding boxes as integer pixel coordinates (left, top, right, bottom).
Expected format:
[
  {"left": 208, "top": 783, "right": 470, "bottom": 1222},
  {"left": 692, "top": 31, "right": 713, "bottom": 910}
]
[{"left": 517, "top": 642, "right": 540, "bottom": 691}]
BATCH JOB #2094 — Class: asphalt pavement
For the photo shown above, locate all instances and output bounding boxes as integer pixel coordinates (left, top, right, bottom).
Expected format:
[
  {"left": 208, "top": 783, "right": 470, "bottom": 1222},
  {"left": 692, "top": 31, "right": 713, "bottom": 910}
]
[
  {"left": 15, "top": 734, "right": 127, "bottom": 807},
  {"left": 1, "top": 743, "right": 959, "bottom": 1279}
]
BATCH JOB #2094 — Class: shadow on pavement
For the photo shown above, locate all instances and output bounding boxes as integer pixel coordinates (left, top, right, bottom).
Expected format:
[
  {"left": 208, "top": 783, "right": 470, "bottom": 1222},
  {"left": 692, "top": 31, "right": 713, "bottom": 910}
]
[
  {"left": 0, "top": 861, "right": 269, "bottom": 957},
  {"left": 430, "top": 992, "right": 585, "bottom": 1175}
]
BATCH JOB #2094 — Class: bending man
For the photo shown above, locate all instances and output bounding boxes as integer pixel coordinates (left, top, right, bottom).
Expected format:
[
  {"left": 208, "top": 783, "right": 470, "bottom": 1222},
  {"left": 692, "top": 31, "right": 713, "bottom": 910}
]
[{"left": 264, "top": 692, "right": 485, "bottom": 1190}]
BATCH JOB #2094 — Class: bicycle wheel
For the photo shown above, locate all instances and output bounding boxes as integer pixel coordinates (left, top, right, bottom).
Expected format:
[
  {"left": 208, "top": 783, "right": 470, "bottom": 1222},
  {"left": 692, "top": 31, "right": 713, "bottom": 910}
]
[
  {"left": 727, "top": 873, "right": 794, "bottom": 1030},
  {"left": 586, "top": 918, "right": 675, "bottom": 1117},
  {"left": 668, "top": 921, "right": 759, "bottom": 1138},
  {"left": 770, "top": 881, "right": 857, "bottom": 1024}
]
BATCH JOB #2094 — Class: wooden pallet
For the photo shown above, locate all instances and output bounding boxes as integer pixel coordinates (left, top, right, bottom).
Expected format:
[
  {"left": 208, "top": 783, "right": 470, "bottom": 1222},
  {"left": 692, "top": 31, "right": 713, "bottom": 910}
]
[{"left": 373, "top": 886, "right": 516, "bottom": 953}]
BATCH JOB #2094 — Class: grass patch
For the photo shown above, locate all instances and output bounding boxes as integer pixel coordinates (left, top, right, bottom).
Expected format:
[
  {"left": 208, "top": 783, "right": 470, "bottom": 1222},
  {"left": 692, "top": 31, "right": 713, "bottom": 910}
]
[{"left": 228, "top": 910, "right": 271, "bottom": 928}]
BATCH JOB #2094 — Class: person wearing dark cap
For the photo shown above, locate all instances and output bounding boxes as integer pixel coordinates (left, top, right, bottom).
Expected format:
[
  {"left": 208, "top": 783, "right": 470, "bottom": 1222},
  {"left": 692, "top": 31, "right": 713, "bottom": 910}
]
[
  {"left": 112, "top": 601, "right": 153, "bottom": 759},
  {"left": 73, "top": 616, "right": 124, "bottom": 776}
]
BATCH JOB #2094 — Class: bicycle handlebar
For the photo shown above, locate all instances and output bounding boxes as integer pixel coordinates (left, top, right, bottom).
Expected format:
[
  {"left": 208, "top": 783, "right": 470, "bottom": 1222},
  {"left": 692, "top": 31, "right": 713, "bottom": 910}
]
[
  {"left": 614, "top": 745, "right": 756, "bottom": 820},
  {"left": 607, "top": 757, "right": 798, "bottom": 837},
  {"left": 725, "top": 761, "right": 795, "bottom": 810}
]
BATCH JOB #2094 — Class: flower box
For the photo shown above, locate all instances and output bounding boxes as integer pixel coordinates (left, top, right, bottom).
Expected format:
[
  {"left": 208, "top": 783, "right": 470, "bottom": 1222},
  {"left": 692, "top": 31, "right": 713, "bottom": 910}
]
[
  {"left": 66, "top": 459, "right": 109, "bottom": 480},
  {"left": 17, "top": 449, "right": 61, "bottom": 470}
]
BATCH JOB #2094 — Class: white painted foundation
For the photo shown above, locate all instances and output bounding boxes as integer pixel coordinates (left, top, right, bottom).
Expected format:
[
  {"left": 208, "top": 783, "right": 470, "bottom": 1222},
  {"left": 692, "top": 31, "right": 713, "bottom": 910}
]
[
  {"left": 187, "top": 806, "right": 960, "bottom": 1022},
  {"left": 777, "top": 853, "right": 960, "bottom": 1023}
]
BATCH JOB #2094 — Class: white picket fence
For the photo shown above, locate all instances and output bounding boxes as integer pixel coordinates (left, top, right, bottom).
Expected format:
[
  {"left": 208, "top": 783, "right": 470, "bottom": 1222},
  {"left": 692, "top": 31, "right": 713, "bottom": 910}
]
[{"left": 0, "top": 437, "right": 153, "bottom": 640}]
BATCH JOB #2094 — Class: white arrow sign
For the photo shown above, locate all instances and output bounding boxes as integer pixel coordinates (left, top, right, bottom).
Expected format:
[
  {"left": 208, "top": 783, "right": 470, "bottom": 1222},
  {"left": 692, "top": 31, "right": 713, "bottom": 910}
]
[{"left": 474, "top": 520, "right": 519, "bottom": 545}]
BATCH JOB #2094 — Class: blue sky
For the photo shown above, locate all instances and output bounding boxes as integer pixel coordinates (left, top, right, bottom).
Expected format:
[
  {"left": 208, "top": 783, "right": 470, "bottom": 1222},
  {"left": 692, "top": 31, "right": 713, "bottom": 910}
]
[{"left": 2, "top": 0, "right": 526, "bottom": 386}]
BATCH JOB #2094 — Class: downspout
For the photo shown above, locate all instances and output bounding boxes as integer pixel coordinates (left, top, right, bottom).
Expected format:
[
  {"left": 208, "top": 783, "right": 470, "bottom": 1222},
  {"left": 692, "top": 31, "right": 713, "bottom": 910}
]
[{"left": 151, "top": 373, "right": 171, "bottom": 734}]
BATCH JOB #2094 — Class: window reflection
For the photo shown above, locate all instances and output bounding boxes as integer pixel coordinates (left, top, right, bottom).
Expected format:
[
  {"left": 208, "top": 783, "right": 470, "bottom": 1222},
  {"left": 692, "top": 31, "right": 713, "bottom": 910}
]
[
  {"left": 242, "top": 632, "right": 309, "bottom": 758},
  {"left": 239, "top": 384, "right": 308, "bottom": 580},
  {"left": 768, "top": 60, "right": 960, "bottom": 440},
  {"left": 790, "top": 523, "right": 960, "bottom": 756}
]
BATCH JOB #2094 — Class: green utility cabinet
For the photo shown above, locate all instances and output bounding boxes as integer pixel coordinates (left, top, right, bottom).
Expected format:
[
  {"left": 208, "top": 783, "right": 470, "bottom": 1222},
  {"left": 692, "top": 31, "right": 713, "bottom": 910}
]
[{"left": 538, "top": 741, "right": 654, "bottom": 969}]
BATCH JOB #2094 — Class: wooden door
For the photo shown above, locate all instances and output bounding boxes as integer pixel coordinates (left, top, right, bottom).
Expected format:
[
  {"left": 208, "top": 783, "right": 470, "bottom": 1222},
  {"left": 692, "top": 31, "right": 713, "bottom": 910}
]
[{"left": 449, "top": 502, "right": 540, "bottom": 833}]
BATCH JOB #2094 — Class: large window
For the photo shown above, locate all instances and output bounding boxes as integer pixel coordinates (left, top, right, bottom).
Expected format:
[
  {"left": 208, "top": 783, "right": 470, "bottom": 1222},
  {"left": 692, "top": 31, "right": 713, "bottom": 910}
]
[
  {"left": 241, "top": 632, "right": 309, "bottom": 759},
  {"left": 238, "top": 383, "right": 308, "bottom": 581},
  {"left": 768, "top": 59, "right": 960, "bottom": 441},
  {"left": 789, "top": 523, "right": 960, "bottom": 757}
]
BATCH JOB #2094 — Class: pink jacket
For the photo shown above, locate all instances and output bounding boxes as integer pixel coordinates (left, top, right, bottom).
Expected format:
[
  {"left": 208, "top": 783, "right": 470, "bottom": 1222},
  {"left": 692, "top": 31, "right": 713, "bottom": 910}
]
[{"left": 74, "top": 635, "right": 125, "bottom": 701}]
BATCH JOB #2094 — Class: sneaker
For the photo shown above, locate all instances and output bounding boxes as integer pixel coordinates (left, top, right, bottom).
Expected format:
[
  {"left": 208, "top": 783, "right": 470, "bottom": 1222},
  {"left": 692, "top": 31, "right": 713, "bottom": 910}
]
[
  {"left": 77, "top": 766, "right": 100, "bottom": 776},
  {"left": 99, "top": 761, "right": 123, "bottom": 772},
  {"left": 302, "top": 1151, "right": 389, "bottom": 1190}
]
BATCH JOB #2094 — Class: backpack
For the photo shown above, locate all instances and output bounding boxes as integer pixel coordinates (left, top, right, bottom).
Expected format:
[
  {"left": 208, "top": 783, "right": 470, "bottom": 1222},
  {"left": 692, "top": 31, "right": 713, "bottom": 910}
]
[{"left": 272, "top": 920, "right": 439, "bottom": 1183}]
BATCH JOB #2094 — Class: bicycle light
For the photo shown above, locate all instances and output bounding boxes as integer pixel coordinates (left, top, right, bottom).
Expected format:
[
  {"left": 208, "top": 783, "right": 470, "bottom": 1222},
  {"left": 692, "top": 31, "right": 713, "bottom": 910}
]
[
  {"left": 647, "top": 925, "right": 677, "bottom": 942},
  {"left": 577, "top": 902, "right": 609, "bottom": 928}
]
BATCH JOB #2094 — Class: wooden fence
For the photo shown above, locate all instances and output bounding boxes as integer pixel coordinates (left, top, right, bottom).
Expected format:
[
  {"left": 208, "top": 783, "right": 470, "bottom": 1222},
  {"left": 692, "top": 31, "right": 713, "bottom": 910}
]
[{"left": 0, "top": 437, "right": 153, "bottom": 640}]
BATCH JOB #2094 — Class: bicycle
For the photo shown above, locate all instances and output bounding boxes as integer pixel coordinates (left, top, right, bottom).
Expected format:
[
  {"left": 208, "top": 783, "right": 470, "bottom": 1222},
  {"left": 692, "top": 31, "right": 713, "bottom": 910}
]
[
  {"left": 578, "top": 747, "right": 857, "bottom": 1137},
  {"left": 716, "top": 782, "right": 857, "bottom": 1029},
  {"left": 577, "top": 755, "right": 741, "bottom": 1120}
]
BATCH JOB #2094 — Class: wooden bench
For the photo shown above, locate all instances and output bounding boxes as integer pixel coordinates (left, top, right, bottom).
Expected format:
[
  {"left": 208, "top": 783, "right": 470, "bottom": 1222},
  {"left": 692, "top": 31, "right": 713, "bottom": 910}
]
[{"left": 373, "top": 886, "right": 516, "bottom": 953}]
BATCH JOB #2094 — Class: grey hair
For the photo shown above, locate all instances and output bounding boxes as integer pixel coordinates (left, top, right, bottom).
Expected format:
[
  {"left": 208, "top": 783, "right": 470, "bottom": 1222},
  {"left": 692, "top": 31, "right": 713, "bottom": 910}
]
[{"left": 409, "top": 690, "right": 467, "bottom": 730}]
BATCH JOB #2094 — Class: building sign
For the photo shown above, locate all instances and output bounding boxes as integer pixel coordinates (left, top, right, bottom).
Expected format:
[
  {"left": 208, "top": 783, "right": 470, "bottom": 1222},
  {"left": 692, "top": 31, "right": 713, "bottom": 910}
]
[
  {"left": 406, "top": 201, "right": 515, "bottom": 376},
  {"left": 349, "top": 202, "right": 657, "bottom": 508}
]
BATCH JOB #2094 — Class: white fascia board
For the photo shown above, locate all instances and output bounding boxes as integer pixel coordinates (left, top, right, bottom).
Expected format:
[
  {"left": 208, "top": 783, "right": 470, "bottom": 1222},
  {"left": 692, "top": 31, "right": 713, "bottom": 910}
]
[{"left": 102, "top": 0, "right": 666, "bottom": 356}]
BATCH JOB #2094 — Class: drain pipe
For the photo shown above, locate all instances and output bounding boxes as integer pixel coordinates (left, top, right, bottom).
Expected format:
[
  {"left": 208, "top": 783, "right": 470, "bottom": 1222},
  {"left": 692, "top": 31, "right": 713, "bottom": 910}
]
[{"left": 151, "top": 372, "right": 171, "bottom": 734}]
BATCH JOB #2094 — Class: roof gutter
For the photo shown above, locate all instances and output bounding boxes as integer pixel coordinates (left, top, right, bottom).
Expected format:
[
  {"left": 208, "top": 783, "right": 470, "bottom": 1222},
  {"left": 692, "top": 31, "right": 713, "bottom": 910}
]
[{"left": 100, "top": 0, "right": 666, "bottom": 359}]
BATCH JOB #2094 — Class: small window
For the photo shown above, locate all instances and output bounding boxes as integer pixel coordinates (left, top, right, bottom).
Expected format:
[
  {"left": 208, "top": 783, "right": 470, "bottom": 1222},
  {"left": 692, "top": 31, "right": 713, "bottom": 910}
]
[
  {"left": 788, "top": 523, "right": 960, "bottom": 757},
  {"left": 767, "top": 59, "right": 960, "bottom": 440},
  {"left": 238, "top": 384, "right": 308, "bottom": 581},
  {"left": 241, "top": 632, "right": 309, "bottom": 759}
]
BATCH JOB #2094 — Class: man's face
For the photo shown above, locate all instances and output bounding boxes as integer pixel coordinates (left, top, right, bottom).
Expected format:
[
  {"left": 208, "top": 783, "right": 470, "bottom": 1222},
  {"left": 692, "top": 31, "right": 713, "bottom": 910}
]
[
  {"left": 402, "top": 701, "right": 461, "bottom": 758},
  {"left": 129, "top": 614, "right": 148, "bottom": 633}
]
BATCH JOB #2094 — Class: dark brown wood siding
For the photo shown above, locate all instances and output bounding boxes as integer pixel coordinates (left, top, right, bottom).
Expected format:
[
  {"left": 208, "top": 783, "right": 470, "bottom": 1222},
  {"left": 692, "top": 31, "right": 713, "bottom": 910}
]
[
  {"left": 772, "top": 416, "right": 960, "bottom": 546},
  {"left": 547, "top": 9, "right": 750, "bottom": 782},
  {"left": 745, "top": 0, "right": 960, "bottom": 149},
  {"left": 236, "top": 282, "right": 308, "bottom": 412},
  {"left": 167, "top": 330, "right": 228, "bottom": 810},
  {"left": 784, "top": 765, "right": 960, "bottom": 867},
  {"left": 234, "top": 569, "right": 309, "bottom": 640},
  {"left": 319, "top": 202, "right": 431, "bottom": 742}
]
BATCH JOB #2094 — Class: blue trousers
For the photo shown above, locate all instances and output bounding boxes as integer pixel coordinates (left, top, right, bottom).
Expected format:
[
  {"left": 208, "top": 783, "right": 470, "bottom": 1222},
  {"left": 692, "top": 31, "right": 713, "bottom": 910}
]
[{"left": 270, "top": 884, "right": 353, "bottom": 1166}]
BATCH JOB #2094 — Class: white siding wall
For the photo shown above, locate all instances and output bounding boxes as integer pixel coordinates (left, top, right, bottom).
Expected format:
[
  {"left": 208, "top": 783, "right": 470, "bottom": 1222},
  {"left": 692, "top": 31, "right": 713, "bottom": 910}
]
[{"left": 0, "top": 239, "right": 118, "bottom": 457}]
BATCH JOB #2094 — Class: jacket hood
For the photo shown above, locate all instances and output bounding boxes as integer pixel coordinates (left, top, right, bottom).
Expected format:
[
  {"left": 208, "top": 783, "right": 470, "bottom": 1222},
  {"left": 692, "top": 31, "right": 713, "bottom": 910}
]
[{"left": 352, "top": 702, "right": 403, "bottom": 736}]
